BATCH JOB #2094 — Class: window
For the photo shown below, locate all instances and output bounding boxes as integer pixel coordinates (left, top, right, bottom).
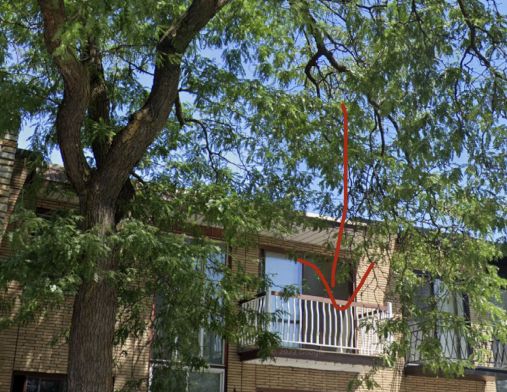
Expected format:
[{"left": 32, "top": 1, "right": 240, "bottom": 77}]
[
  {"left": 200, "top": 328, "right": 224, "bottom": 365},
  {"left": 11, "top": 373, "right": 66, "bottom": 392},
  {"left": 264, "top": 251, "right": 302, "bottom": 292},
  {"left": 150, "top": 248, "right": 226, "bottom": 392},
  {"left": 263, "top": 250, "right": 352, "bottom": 299},
  {"left": 409, "top": 276, "right": 469, "bottom": 362},
  {"left": 495, "top": 258, "right": 507, "bottom": 391},
  {"left": 149, "top": 329, "right": 225, "bottom": 392},
  {"left": 263, "top": 251, "right": 354, "bottom": 351},
  {"left": 150, "top": 366, "right": 224, "bottom": 392},
  {"left": 188, "top": 368, "right": 224, "bottom": 392}
]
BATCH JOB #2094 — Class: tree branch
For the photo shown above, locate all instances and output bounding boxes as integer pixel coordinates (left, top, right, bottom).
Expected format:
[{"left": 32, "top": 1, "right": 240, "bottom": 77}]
[
  {"left": 457, "top": 0, "right": 505, "bottom": 80},
  {"left": 174, "top": 93, "right": 185, "bottom": 127},
  {"left": 186, "top": 118, "right": 221, "bottom": 180},
  {"left": 304, "top": 51, "right": 323, "bottom": 97},
  {"left": 93, "top": 0, "right": 230, "bottom": 202},
  {"left": 85, "top": 39, "right": 112, "bottom": 169},
  {"left": 38, "top": 0, "right": 91, "bottom": 195},
  {"left": 296, "top": 0, "right": 349, "bottom": 95}
]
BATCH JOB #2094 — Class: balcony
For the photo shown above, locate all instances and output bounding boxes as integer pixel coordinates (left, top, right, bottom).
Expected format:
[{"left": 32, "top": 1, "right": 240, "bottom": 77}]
[
  {"left": 406, "top": 327, "right": 507, "bottom": 380},
  {"left": 239, "top": 291, "right": 393, "bottom": 364}
]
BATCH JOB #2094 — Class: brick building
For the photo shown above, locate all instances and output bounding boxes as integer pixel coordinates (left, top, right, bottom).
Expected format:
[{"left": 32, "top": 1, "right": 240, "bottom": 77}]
[{"left": 0, "top": 135, "right": 505, "bottom": 392}]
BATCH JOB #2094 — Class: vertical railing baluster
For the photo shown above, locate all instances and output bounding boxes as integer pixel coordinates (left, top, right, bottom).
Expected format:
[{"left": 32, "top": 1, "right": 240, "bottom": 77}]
[
  {"left": 283, "top": 297, "right": 287, "bottom": 343},
  {"left": 361, "top": 308, "right": 366, "bottom": 355},
  {"left": 290, "top": 298, "right": 293, "bottom": 344},
  {"left": 286, "top": 297, "right": 290, "bottom": 344},
  {"left": 316, "top": 300, "right": 320, "bottom": 345},
  {"left": 326, "top": 302, "right": 333, "bottom": 346},
  {"left": 289, "top": 297, "right": 292, "bottom": 344},
  {"left": 333, "top": 304, "right": 338, "bottom": 348},
  {"left": 338, "top": 306, "right": 343, "bottom": 352},
  {"left": 276, "top": 295, "right": 280, "bottom": 342},
  {"left": 348, "top": 308, "right": 350, "bottom": 350},
  {"left": 292, "top": 297, "right": 297, "bottom": 342},
  {"left": 323, "top": 301, "right": 327, "bottom": 346},
  {"left": 280, "top": 296, "right": 284, "bottom": 342},
  {"left": 265, "top": 293, "right": 271, "bottom": 334},
  {"left": 304, "top": 297, "right": 308, "bottom": 345},
  {"left": 368, "top": 308, "right": 372, "bottom": 354},
  {"left": 288, "top": 297, "right": 293, "bottom": 344},
  {"left": 298, "top": 296, "right": 302, "bottom": 344},
  {"left": 310, "top": 300, "right": 314, "bottom": 345}
]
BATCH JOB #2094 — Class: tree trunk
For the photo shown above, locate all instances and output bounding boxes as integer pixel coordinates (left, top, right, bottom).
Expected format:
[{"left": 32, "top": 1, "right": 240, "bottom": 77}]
[
  {"left": 67, "top": 196, "right": 117, "bottom": 392},
  {"left": 36, "top": 1, "right": 230, "bottom": 389}
]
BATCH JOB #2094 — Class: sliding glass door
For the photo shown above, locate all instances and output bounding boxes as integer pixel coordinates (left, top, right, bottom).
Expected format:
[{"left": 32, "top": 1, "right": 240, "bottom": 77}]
[{"left": 265, "top": 251, "right": 302, "bottom": 293}]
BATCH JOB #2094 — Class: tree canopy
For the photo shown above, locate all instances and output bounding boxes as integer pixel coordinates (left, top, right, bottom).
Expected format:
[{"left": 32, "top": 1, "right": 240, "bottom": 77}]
[{"left": 0, "top": 0, "right": 506, "bottom": 390}]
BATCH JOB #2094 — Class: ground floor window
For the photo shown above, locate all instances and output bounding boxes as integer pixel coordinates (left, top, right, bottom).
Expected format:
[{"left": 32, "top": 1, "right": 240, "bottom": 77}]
[
  {"left": 149, "top": 364, "right": 224, "bottom": 392},
  {"left": 497, "top": 380, "right": 507, "bottom": 392},
  {"left": 150, "top": 248, "right": 226, "bottom": 392},
  {"left": 495, "top": 289, "right": 507, "bottom": 391},
  {"left": 11, "top": 372, "right": 66, "bottom": 392}
]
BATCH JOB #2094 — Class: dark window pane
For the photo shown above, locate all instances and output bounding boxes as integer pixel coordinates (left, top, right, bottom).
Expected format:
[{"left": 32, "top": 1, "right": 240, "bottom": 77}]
[
  {"left": 26, "top": 378, "right": 39, "bottom": 392},
  {"left": 150, "top": 367, "right": 187, "bottom": 392},
  {"left": 40, "top": 379, "right": 64, "bottom": 392},
  {"left": 205, "top": 252, "right": 226, "bottom": 283},
  {"left": 497, "top": 380, "right": 507, "bottom": 392},
  {"left": 188, "top": 372, "right": 221, "bottom": 392},
  {"left": 202, "top": 330, "right": 223, "bottom": 365},
  {"left": 11, "top": 375, "right": 26, "bottom": 392},
  {"left": 413, "top": 276, "right": 432, "bottom": 311},
  {"left": 12, "top": 375, "right": 65, "bottom": 392}
]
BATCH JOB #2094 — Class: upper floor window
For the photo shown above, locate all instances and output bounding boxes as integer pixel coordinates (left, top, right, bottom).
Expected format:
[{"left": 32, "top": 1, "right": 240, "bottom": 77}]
[
  {"left": 264, "top": 251, "right": 302, "bottom": 292},
  {"left": 409, "top": 276, "right": 469, "bottom": 362},
  {"left": 263, "top": 250, "right": 352, "bottom": 300}
]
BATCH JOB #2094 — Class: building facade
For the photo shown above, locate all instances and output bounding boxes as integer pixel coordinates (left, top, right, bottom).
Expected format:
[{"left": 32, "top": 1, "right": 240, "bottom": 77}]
[{"left": 0, "top": 137, "right": 505, "bottom": 392}]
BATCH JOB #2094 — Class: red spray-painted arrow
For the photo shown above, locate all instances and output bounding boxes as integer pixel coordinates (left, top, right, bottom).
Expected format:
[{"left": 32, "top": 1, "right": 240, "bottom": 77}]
[{"left": 296, "top": 102, "right": 375, "bottom": 311}]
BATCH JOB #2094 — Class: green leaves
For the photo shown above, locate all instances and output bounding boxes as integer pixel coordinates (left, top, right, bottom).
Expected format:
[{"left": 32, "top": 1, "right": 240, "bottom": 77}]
[
  {"left": 0, "top": 0, "right": 506, "bottom": 384},
  {"left": 0, "top": 207, "right": 275, "bottom": 378}
]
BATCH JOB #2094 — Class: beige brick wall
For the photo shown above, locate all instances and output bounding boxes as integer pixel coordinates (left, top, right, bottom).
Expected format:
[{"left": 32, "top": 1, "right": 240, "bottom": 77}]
[
  {"left": 226, "top": 358, "right": 495, "bottom": 392},
  {"left": 0, "top": 284, "right": 150, "bottom": 391},
  {"left": 0, "top": 133, "right": 19, "bottom": 234}
]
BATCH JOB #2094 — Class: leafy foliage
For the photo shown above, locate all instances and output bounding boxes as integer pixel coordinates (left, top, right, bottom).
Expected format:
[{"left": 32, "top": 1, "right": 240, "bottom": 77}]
[
  {"left": 0, "top": 208, "right": 274, "bottom": 377},
  {"left": 0, "top": 0, "right": 506, "bottom": 388}
]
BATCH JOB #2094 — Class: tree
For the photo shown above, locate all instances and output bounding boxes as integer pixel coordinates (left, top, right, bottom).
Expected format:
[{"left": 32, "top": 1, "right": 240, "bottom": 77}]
[{"left": 0, "top": 0, "right": 505, "bottom": 391}]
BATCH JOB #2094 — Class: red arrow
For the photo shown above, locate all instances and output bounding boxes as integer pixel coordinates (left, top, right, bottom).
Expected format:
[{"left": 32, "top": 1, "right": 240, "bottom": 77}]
[{"left": 296, "top": 102, "right": 375, "bottom": 311}]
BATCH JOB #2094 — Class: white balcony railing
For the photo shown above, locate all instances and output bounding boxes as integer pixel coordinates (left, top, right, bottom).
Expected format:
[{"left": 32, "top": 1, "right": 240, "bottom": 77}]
[{"left": 240, "top": 291, "right": 393, "bottom": 356}]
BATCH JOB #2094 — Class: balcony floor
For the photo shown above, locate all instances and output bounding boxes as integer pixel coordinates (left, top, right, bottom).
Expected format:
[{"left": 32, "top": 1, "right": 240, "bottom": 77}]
[
  {"left": 239, "top": 346, "right": 383, "bottom": 373},
  {"left": 405, "top": 362, "right": 507, "bottom": 382}
]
